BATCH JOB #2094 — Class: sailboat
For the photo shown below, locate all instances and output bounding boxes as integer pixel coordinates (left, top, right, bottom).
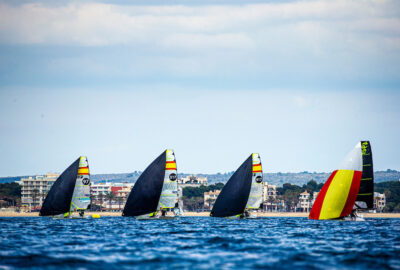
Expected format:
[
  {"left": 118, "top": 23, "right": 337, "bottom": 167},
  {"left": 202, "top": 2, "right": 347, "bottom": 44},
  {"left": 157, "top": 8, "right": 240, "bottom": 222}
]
[
  {"left": 122, "top": 150, "right": 180, "bottom": 219},
  {"left": 210, "top": 153, "right": 263, "bottom": 219},
  {"left": 39, "top": 156, "right": 91, "bottom": 218},
  {"left": 309, "top": 141, "right": 374, "bottom": 221}
]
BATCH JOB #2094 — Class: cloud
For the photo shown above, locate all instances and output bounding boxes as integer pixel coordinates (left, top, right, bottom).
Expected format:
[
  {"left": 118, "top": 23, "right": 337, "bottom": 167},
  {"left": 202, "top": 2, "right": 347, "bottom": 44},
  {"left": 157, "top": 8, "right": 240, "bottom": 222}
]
[{"left": 0, "top": 0, "right": 399, "bottom": 52}]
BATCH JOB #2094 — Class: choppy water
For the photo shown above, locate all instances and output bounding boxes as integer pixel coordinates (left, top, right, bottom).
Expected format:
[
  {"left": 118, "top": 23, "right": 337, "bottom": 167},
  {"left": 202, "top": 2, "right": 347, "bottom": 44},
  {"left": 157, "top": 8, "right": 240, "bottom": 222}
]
[{"left": 0, "top": 217, "right": 399, "bottom": 269}]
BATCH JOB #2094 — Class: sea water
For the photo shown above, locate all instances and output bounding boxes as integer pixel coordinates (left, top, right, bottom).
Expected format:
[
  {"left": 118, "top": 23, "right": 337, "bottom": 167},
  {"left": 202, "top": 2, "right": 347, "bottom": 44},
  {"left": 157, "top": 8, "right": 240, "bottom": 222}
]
[{"left": 0, "top": 217, "right": 399, "bottom": 269}]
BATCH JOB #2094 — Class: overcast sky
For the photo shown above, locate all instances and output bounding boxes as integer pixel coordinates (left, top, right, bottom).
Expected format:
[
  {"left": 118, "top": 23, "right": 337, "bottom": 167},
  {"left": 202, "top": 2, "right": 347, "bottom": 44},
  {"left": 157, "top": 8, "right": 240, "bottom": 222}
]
[{"left": 0, "top": 0, "right": 399, "bottom": 176}]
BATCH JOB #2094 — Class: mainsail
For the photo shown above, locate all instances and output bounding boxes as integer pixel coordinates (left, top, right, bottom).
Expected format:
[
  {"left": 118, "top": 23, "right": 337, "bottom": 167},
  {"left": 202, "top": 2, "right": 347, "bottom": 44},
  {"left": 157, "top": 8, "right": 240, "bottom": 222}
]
[
  {"left": 39, "top": 157, "right": 83, "bottom": 216},
  {"left": 355, "top": 141, "right": 374, "bottom": 209},
  {"left": 157, "top": 150, "right": 178, "bottom": 210},
  {"left": 246, "top": 153, "right": 263, "bottom": 210},
  {"left": 309, "top": 141, "right": 373, "bottom": 220},
  {"left": 210, "top": 155, "right": 253, "bottom": 218},
  {"left": 123, "top": 150, "right": 178, "bottom": 217},
  {"left": 69, "top": 157, "right": 91, "bottom": 214}
]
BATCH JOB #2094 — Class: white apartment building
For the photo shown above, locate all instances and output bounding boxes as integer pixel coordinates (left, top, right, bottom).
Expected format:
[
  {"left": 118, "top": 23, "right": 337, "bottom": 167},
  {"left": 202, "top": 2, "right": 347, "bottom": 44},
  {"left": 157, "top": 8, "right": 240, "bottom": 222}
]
[
  {"left": 298, "top": 191, "right": 311, "bottom": 212},
  {"left": 262, "top": 182, "right": 277, "bottom": 201},
  {"left": 21, "top": 173, "right": 60, "bottom": 210},
  {"left": 178, "top": 175, "right": 208, "bottom": 187},
  {"left": 374, "top": 192, "right": 386, "bottom": 212},
  {"left": 204, "top": 190, "right": 221, "bottom": 209}
]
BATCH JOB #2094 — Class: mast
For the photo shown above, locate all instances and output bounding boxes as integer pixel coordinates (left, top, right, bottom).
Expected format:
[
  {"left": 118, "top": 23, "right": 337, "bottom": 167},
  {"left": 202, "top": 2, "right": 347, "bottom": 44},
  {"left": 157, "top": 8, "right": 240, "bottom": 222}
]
[
  {"left": 157, "top": 150, "right": 178, "bottom": 211},
  {"left": 245, "top": 153, "right": 263, "bottom": 210},
  {"left": 210, "top": 155, "right": 253, "bottom": 217},
  {"left": 39, "top": 158, "right": 80, "bottom": 216},
  {"left": 122, "top": 151, "right": 167, "bottom": 217}
]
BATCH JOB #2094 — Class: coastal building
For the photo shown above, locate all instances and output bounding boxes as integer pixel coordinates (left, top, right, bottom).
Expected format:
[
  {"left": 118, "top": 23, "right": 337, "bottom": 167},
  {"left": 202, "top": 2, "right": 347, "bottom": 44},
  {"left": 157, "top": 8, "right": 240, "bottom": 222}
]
[
  {"left": 374, "top": 192, "right": 386, "bottom": 212},
  {"left": 297, "top": 191, "right": 311, "bottom": 212},
  {"left": 91, "top": 182, "right": 134, "bottom": 211},
  {"left": 178, "top": 175, "right": 208, "bottom": 187},
  {"left": 204, "top": 190, "right": 221, "bottom": 209},
  {"left": 262, "top": 182, "right": 279, "bottom": 211},
  {"left": 262, "top": 182, "right": 277, "bottom": 201},
  {"left": 21, "top": 173, "right": 60, "bottom": 211}
]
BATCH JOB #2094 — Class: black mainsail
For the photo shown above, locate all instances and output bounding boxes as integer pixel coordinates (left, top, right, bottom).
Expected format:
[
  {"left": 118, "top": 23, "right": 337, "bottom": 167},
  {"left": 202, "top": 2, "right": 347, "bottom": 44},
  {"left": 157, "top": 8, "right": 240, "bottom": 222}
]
[
  {"left": 122, "top": 151, "right": 167, "bottom": 217},
  {"left": 356, "top": 141, "right": 374, "bottom": 209},
  {"left": 210, "top": 155, "right": 253, "bottom": 217},
  {"left": 39, "top": 158, "right": 80, "bottom": 216}
]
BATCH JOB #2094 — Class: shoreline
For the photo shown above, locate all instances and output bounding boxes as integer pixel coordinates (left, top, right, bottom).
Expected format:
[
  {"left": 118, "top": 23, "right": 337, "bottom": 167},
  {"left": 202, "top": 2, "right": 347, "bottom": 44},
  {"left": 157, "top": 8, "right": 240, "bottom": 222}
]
[{"left": 1, "top": 211, "right": 400, "bottom": 218}]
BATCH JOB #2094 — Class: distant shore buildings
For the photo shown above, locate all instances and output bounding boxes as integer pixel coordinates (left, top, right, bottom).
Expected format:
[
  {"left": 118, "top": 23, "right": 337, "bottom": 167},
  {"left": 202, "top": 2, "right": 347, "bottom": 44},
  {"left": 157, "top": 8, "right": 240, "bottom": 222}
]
[
  {"left": 204, "top": 190, "right": 220, "bottom": 209},
  {"left": 20, "top": 173, "right": 60, "bottom": 211},
  {"left": 17, "top": 173, "right": 388, "bottom": 213}
]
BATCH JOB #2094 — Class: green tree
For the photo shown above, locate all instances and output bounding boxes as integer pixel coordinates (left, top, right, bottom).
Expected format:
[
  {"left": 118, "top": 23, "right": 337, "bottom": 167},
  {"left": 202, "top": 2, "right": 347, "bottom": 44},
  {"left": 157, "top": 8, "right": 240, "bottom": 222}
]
[
  {"left": 105, "top": 192, "right": 115, "bottom": 211},
  {"left": 97, "top": 193, "right": 104, "bottom": 211}
]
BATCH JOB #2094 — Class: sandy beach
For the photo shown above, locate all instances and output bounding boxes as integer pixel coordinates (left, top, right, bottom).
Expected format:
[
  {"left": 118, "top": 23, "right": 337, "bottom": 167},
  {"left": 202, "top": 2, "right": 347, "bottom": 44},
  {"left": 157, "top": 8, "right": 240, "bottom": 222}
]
[{"left": 1, "top": 211, "right": 399, "bottom": 218}]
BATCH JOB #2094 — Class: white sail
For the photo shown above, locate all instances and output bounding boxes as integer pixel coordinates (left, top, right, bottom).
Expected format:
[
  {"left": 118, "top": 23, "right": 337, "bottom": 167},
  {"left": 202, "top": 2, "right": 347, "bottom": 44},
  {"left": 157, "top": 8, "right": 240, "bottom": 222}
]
[
  {"left": 70, "top": 156, "right": 91, "bottom": 213},
  {"left": 246, "top": 153, "right": 263, "bottom": 209},
  {"left": 157, "top": 150, "right": 178, "bottom": 210}
]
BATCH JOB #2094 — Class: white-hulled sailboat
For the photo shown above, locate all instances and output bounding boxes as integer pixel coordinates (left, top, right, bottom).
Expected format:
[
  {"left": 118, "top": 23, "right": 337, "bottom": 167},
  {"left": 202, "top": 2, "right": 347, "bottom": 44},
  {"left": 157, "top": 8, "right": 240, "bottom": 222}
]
[
  {"left": 39, "top": 156, "right": 91, "bottom": 219},
  {"left": 122, "top": 150, "right": 181, "bottom": 219},
  {"left": 309, "top": 141, "right": 374, "bottom": 221},
  {"left": 211, "top": 153, "right": 263, "bottom": 219}
]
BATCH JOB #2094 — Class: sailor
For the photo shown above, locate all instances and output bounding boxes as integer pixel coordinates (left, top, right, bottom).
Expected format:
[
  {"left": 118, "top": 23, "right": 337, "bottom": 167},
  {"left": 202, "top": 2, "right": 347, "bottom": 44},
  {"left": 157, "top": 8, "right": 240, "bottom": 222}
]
[{"left": 79, "top": 210, "right": 84, "bottom": 217}]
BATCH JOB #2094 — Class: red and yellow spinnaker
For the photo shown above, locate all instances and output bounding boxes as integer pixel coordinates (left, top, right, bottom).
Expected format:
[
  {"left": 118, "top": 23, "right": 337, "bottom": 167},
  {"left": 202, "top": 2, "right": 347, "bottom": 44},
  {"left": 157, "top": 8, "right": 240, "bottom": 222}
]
[
  {"left": 309, "top": 170, "right": 362, "bottom": 220},
  {"left": 309, "top": 142, "right": 364, "bottom": 220}
]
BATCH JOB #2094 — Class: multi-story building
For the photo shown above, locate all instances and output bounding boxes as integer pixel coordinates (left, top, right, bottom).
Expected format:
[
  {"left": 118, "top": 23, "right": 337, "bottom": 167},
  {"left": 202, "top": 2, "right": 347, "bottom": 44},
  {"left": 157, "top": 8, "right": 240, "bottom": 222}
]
[
  {"left": 91, "top": 182, "right": 134, "bottom": 211},
  {"left": 90, "top": 182, "right": 113, "bottom": 197},
  {"left": 374, "top": 192, "right": 386, "bottom": 212},
  {"left": 21, "top": 173, "right": 60, "bottom": 211},
  {"left": 262, "top": 182, "right": 280, "bottom": 211},
  {"left": 204, "top": 190, "right": 221, "bottom": 209},
  {"left": 297, "top": 191, "right": 311, "bottom": 212},
  {"left": 262, "top": 182, "right": 277, "bottom": 201},
  {"left": 178, "top": 175, "right": 208, "bottom": 187}
]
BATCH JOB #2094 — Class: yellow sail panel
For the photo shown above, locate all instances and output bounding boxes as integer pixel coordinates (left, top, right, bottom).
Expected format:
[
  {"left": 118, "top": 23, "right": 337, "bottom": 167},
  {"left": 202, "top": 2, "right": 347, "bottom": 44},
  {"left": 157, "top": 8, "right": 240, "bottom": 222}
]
[
  {"left": 318, "top": 170, "right": 355, "bottom": 220},
  {"left": 78, "top": 167, "right": 89, "bottom": 175}
]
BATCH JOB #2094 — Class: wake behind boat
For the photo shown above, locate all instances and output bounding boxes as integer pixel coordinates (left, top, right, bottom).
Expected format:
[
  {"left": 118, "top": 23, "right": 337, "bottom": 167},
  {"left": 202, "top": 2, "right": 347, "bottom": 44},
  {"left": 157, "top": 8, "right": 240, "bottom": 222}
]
[
  {"left": 39, "top": 156, "right": 91, "bottom": 219},
  {"left": 210, "top": 153, "right": 263, "bottom": 219},
  {"left": 309, "top": 141, "right": 374, "bottom": 221},
  {"left": 122, "top": 150, "right": 181, "bottom": 219}
]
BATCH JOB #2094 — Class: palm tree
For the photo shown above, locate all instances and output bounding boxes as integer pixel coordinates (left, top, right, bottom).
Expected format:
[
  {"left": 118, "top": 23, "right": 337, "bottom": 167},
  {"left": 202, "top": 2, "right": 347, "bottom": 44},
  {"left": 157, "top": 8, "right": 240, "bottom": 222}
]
[
  {"left": 98, "top": 193, "right": 104, "bottom": 211},
  {"left": 105, "top": 192, "right": 115, "bottom": 212},
  {"left": 117, "top": 196, "right": 124, "bottom": 211},
  {"left": 32, "top": 188, "right": 39, "bottom": 211},
  {"left": 41, "top": 191, "right": 48, "bottom": 207}
]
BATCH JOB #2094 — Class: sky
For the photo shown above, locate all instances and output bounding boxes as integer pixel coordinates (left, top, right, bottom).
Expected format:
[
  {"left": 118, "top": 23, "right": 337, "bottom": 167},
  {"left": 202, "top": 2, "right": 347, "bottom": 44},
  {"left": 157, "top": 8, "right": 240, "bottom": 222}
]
[{"left": 0, "top": 0, "right": 399, "bottom": 176}]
